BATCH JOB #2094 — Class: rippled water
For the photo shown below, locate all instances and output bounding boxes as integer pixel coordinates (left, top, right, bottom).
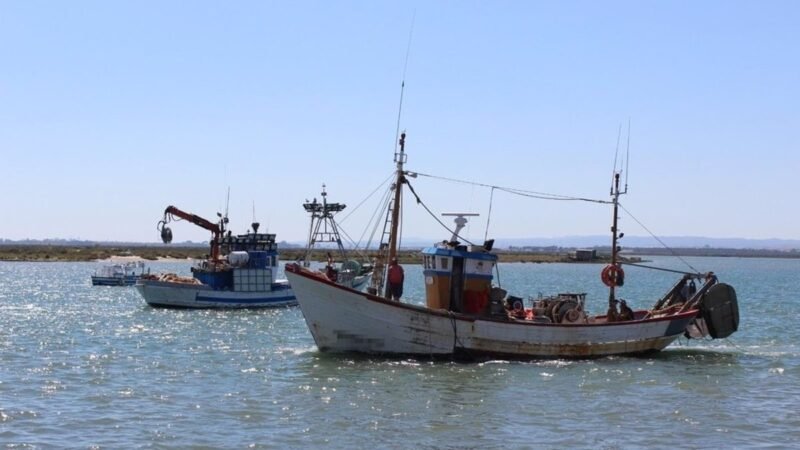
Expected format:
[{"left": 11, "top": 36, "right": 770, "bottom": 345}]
[{"left": 1, "top": 257, "right": 798, "bottom": 448}]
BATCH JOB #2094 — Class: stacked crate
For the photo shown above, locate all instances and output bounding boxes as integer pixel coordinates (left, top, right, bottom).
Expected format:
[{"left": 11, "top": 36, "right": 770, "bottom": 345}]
[{"left": 233, "top": 268, "right": 271, "bottom": 292}]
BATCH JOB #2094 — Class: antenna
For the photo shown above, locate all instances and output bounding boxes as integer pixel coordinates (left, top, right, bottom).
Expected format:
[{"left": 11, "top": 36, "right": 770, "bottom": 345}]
[
  {"left": 393, "top": 11, "right": 416, "bottom": 156},
  {"left": 251, "top": 200, "right": 260, "bottom": 234},
  {"left": 611, "top": 124, "right": 621, "bottom": 194},
  {"left": 224, "top": 187, "right": 231, "bottom": 221},
  {"left": 624, "top": 119, "right": 631, "bottom": 193},
  {"left": 442, "top": 212, "right": 479, "bottom": 243}
]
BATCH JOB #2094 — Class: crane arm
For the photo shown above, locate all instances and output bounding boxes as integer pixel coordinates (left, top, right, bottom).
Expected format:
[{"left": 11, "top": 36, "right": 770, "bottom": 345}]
[
  {"left": 163, "top": 205, "right": 221, "bottom": 234},
  {"left": 158, "top": 205, "right": 224, "bottom": 261}
]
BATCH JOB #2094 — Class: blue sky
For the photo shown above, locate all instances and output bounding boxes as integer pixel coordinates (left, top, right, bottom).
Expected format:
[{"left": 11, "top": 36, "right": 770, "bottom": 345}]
[{"left": 1, "top": 1, "right": 797, "bottom": 245}]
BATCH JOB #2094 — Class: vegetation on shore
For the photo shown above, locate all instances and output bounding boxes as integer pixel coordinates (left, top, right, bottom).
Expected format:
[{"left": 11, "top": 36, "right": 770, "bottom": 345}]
[
  {"left": 12, "top": 242, "right": 796, "bottom": 263},
  {"left": 0, "top": 245, "right": 632, "bottom": 264}
]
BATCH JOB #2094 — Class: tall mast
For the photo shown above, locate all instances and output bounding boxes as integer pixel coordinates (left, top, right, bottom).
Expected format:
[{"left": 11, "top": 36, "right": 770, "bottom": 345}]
[
  {"left": 384, "top": 132, "right": 406, "bottom": 297},
  {"left": 302, "top": 184, "right": 347, "bottom": 267},
  {"left": 608, "top": 173, "right": 621, "bottom": 307}
]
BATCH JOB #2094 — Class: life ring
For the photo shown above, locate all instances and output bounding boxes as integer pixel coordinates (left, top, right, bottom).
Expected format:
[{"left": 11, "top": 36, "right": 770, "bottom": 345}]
[{"left": 601, "top": 264, "right": 625, "bottom": 287}]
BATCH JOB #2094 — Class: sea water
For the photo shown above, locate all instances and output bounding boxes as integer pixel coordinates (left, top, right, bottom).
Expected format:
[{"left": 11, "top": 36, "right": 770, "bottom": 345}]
[{"left": 1, "top": 256, "right": 798, "bottom": 448}]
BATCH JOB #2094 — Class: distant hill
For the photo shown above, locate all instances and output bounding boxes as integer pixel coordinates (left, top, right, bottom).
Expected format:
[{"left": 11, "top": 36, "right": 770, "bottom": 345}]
[{"left": 492, "top": 235, "right": 800, "bottom": 251}]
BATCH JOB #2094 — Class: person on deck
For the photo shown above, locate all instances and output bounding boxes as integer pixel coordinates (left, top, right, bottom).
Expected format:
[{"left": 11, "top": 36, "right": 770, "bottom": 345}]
[{"left": 387, "top": 257, "right": 405, "bottom": 301}]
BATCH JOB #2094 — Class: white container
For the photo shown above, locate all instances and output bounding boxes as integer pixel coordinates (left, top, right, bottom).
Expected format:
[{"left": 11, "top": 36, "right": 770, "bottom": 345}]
[{"left": 228, "top": 251, "right": 250, "bottom": 267}]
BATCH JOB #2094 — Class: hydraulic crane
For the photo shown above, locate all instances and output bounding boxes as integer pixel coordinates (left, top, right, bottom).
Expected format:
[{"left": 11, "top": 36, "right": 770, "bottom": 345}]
[{"left": 157, "top": 205, "right": 227, "bottom": 261}]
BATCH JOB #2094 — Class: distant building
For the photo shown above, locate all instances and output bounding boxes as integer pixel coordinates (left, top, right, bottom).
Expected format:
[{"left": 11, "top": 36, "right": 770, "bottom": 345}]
[{"left": 568, "top": 249, "right": 596, "bottom": 261}]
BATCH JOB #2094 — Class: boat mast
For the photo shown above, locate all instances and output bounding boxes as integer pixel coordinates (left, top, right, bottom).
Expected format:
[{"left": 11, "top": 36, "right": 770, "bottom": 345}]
[
  {"left": 383, "top": 132, "right": 406, "bottom": 297},
  {"left": 608, "top": 173, "right": 621, "bottom": 307},
  {"left": 302, "top": 184, "right": 347, "bottom": 267},
  {"left": 608, "top": 122, "right": 630, "bottom": 307}
]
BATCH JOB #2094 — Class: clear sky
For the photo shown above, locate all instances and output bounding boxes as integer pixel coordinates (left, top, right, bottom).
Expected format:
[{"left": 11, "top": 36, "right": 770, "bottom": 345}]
[{"left": 1, "top": 1, "right": 798, "bottom": 245}]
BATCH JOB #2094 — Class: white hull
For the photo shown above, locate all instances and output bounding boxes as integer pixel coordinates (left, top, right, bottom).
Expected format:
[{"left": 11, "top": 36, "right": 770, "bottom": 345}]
[
  {"left": 135, "top": 279, "right": 297, "bottom": 308},
  {"left": 285, "top": 265, "right": 698, "bottom": 358}
]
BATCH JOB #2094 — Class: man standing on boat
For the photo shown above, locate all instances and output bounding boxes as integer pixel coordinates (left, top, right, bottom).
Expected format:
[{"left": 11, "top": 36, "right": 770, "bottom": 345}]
[{"left": 387, "top": 257, "right": 404, "bottom": 301}]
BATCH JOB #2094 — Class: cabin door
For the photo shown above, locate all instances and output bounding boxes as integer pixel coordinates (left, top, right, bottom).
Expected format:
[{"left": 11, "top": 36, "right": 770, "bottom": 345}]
[{"left": 449, "top": 256, "right": 465, "bottom": 312}]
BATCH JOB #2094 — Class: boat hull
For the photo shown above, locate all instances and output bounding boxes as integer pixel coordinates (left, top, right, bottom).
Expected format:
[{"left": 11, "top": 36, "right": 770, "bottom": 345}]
[
  {"left": 91, "top": 275, "right": 140, "bottom": 286},
  {"left": 285, "top": 265, "right": 698, "bottom": 358},
  {"left": 135, "top": 279, "right": 297, "bottom": 308}
]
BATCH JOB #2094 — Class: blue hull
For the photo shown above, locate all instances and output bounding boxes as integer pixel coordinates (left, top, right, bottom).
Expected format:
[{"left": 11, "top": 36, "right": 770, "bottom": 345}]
[{"left": 92, "top": 276, "right": 140, "bottom": 286}]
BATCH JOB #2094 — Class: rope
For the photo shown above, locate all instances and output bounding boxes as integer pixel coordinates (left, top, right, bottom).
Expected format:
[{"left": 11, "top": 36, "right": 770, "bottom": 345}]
[
  {"left": 360, "top": 184, "right": 393, "bottom": 250},
  {"left": 339, "top": 172, "right": 395, "bottom": 224},
  {"left": 617, "top": 203, "right": 702, "bottom": 274},
  {"left": 447, "top": 311, "right": 471, "bottom": 359},
  {"left": 411, "top": 171, "right": 612, "bottom": 204},
  {"left": 405, "top": 179, "right": 476, "bottom": 246},
  {"left": 622, "top": 262, "right": 703, "bottom": 277},
  {"left": 484, "top": 186, "right": 495, "bottom": 243}
]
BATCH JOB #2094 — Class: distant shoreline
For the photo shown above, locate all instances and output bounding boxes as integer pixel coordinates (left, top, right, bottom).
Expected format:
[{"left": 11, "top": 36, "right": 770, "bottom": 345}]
[{"left": 1, "top": 243, "right": 796, "bottom": 263}]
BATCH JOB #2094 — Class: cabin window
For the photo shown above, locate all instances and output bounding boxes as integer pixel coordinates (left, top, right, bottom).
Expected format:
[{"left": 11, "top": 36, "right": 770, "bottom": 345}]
[
  {"left": 431, "top": 256, "right": 436, "bottom": 269},
  {"left": 440, "top": 257, "right": 449, "bottom": 270}
]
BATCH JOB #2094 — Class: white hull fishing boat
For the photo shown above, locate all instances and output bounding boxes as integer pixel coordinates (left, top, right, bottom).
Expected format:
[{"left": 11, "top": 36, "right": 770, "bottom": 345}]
[
  {"left": 285, "top": 131, "right": 739, "bottom": 359},
  {"left": 135, "top": 205, "right": 296, "bottom": 308},
  {"left": 300, "top": 184, "right": 373, "bottom": 290}
]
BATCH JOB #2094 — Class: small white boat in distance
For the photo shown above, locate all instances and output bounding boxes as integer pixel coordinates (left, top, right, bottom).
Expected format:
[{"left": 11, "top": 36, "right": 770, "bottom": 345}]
[{"left": 92, "top": 261, "right": 148, "bottom": 286}]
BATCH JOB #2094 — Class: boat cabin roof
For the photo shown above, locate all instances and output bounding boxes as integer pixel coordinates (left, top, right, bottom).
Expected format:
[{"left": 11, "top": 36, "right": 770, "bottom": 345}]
[
  {"left": 221, "top": 232, "right": 278, "bottom": 253},
  {"left": 422, "top": 244, "right": 498, "bottom": 262}
]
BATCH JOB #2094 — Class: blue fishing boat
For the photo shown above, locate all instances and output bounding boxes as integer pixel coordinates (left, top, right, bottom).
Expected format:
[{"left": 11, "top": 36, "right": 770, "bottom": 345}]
[{"left": 135, "top": 205, "right": 295, "bottom": 308}]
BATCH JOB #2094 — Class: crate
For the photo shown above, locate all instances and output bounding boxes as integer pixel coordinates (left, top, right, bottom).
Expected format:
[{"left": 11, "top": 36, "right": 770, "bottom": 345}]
[{"left": 233, "top": 268, "right": 272, "bottom": 292}]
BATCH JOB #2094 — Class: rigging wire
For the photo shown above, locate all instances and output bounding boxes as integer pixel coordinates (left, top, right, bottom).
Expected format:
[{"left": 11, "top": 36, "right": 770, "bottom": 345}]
[
  {"left": 336, "top": 223, "right": 371, "bottom": 261},
  {"left": 411, "top": 171, "right": 611, "bottom": 204},
  {"left": 398, "top": 184, "right": 404, "bottom": 251},
  {"left": 618, "top": 202, "right": 702, "bottom": 274},
  {"left": 362, "top": 185, "right": 394, "bottom": 250},
  {"left": 339, "top": 172, "right": 395, "bottom": 224},
  {"left": 622, "top": 262, "right": 702, "bottom": 277},
  {"left": 405, "top": 179, "right": 476, "bottom": 246},
  {"left": 484, "top": 186, "right": 495, "bottom": 243},
  {"left": 625, "top": 119, "right": 631, "bottom": 192}
]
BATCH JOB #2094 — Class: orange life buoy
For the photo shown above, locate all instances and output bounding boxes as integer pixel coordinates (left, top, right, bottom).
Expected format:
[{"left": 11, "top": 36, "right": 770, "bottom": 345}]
[{"left": 601, "top": 264, "right": 625, "bottom": 287}]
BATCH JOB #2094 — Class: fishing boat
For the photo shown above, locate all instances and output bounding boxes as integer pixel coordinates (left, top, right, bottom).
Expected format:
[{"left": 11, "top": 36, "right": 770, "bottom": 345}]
[
  {"left": 135, "top": 205, "right": 296, "bottom": 308},
  {"left": 300, "top": 184, "right": 373, "bottom": 290},
  {"left": 91, "top": 261, "right": 148, "bottom": 286},
  {"left": 285, "top": 132, "right": 739, "bottom": 358}
]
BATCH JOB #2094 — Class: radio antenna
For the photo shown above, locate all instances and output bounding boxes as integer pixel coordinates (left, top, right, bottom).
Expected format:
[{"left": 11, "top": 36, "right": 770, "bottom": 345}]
[
  {"left": 624, "top": 119, "right": 631, "bottom": 193},
  {"left": 611, "top": 124, "right": 622, "bottom": 194},
  {"left": 224, "top": 187, "right": 231, "bottom": 220},
  {"left": 393, "top": 11, "right": 416, "bottom": 153}
]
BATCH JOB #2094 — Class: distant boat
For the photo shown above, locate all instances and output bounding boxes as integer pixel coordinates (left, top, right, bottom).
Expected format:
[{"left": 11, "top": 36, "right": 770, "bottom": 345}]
[
  {"left": 92, "top": 261, "right": 148, "bottom": 286},
  {"left": 135, "top": 205, "right": 295, "bottom": 308},
  {"left": 301, "top": 184, "right": 373, "bottom": 290},
  {"left": 285, "top": 132, "right": 740, "bottom": 359}
]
